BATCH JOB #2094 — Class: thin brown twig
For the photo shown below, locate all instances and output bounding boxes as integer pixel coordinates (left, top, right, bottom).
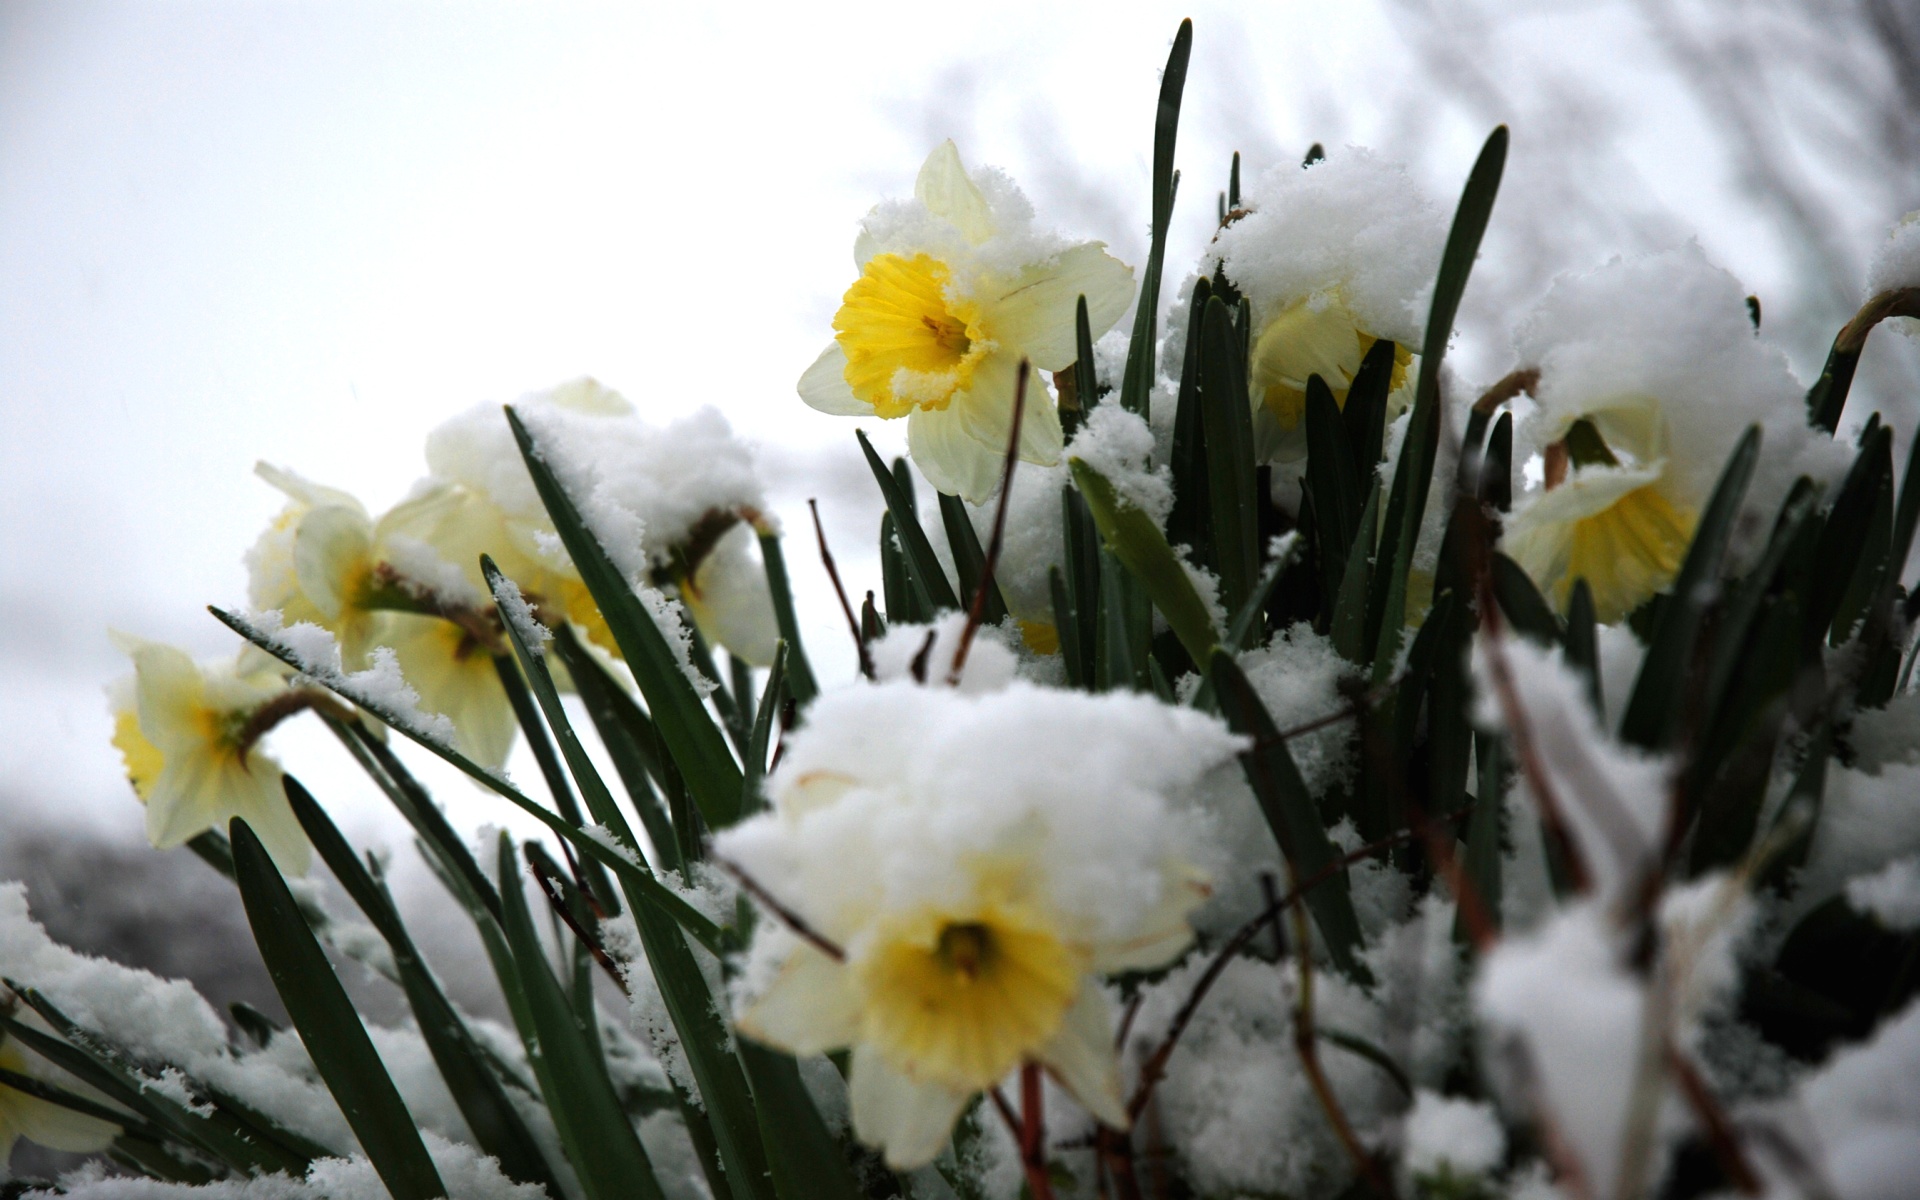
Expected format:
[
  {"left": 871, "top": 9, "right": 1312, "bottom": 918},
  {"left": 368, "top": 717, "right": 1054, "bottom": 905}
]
[
  {"left": 1668, "top": 1041, "right": 1763, "bottom": 1196},
  {"left": 527, "top": 854, "right": 630, "bottom": 996},
  {"left": 710, "top": 854, "right": 847, "bottom": 962},
  {"left": 1019, "top": 1061, "right": 1056, "bottom": 1200},
  {"left": 949, "top": 359, "right": 1030, "bottom": 685},
  {"left": 234, "top": 688, "right": 358, "bottom": 763},
  {"left": 1126, "top": 803, "right": 1474, "bottom": 1120},
  {"left": 810, "top": 498, "right": 874, "bottom": 680}
]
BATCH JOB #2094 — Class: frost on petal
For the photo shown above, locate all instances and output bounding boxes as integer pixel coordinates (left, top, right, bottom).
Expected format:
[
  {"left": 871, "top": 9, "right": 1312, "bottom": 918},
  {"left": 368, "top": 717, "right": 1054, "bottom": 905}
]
[{"left": 848, "top": 1042, "right": 974, "bottom": 1169}]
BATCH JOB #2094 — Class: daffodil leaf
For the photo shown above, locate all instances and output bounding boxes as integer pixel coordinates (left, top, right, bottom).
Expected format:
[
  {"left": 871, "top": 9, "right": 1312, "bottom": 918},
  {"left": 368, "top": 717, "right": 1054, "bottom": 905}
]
[
  {"left": 231, "top": 817, "right": 448, "bottom": 1200},
  {"left": 1564, "top": 579, "right": 1602, "bottom": 718},
  {"left": 1208, "top": 651, "right": 1369, "bottom": 981},
  {"left": 494, "top": 835, "right": 671, "bottom": 1200},
  {"left": 1490, "top": 552, "right": 1562, "bottom": 646},
  {"left": 0, "top": 1065, "right": 149, "bottom": 1137},
  {"left": 1050, "top": 565, "right": 1087, "bottom": 688},
  {"left": 505, "top": 405, "right": 746, "bottom": 830},
  {"left": 1305, "top": 373, "right": 1361, "bottom": 607},
  {"left": 1061, "top": 484, "right": 1104, "bottom": 689},
  {"left": 938, "top": 492, "right": 1009, "bottom": 623},
  {"left": 1686, "top": 592, "right": 1803, "bottom": 875},
  {"left": 1069, "top": 458, "right": 1219, "bottom": 665},
  {"left": 741, "top": 641, "right": 787, "bottom": 817},
  {"left": 1480, "top": 411, "right": 1514, "bottom": 512},
  {"left": 1097, "top": 548, "right": 1143, "bottom": 690},
  {"left": 1619, "top": 425, "right": 1761, "bottom": 751},
  {"left": 1343, "top": 338, "right": 1398, "bottom": 483},
  {"left": 1167, "top": 275, "right": 1214, "bottom": 567},
  {"left": 212, "top": 607, "right": 726, "bottom": 953},
  {"left": 550, "top": 625, "right": 684, "bottom": 875},
  {"left": 1119, "top": 18, "right": 1193, "bottom": 419},
  {"left": 880, "top": 511, "right": 924, "bottom": 624},
  {"left": 1456, "top": 732, "right": 1506, "bottom": 946},
  {"left": 1200, "top": 295, "right": 1259, "bottom": 615},
  {"left": 1331, "top": 480, "right": 1380, "bottom": 665},
  {"left": 1425, "top": 593, "right": 1473, "bottom": 832},
  {"left": 282, "top": 776, "right": 565, "bottom": 1197},
  {"left": 1701, "top": 481, "right": 1821, "bottom": 728},
  {"left": 757, "top": 529, "right": 820, "bottom": 706},
  {"left": 736, "top": 1041, "right": 866, "bottom": 1200},
  {"left": 1826, "top": 425, "right": 1895, "bottom": 646},
  {"left": 1370, "top": 126, "right": 1508, "bottom": 681},
  {"left": 490, "top": 652, "right": 618, "bottom": 911},
  {"left": 856, "top": 431, "right": 961, "bottom": 614}
]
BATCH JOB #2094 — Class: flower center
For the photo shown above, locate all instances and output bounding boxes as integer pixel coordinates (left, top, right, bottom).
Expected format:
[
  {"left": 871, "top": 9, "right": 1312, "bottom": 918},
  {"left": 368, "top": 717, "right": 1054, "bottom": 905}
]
[
  {"left": 834, "top": 253, "right": 987, "bottom": 418},
  {"left": 856, "top": 905, "right": 1081, "bottom": 1090}
]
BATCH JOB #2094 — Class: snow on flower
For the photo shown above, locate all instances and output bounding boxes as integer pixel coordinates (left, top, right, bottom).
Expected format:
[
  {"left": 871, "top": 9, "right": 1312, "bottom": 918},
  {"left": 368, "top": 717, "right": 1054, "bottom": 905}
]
[
  {"left": 714, "top": 679, "right": 1240, "bottom": 1167},
  {"left": 1500, "top": 244, "right": 1850, "bottom": 621},
  {"left": 798, "top": 140, "right": 1136, "bottom": 503},
  {"left": 107, "top": 636, "right": 309, "bottom": 874},
  {"left": 1208, "top": 148, "right": 1446, "bottom": 463}
]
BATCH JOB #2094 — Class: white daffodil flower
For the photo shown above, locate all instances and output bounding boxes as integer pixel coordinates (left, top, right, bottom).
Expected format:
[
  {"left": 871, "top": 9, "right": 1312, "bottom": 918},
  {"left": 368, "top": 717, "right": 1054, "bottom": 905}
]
[
  {"left": 0, "top": 1012, "right": 122, "bottom": 1161},
  {"left": 108, "top": 638, "right": 309, "bottom": 874},
  {"left": 799, "top": 141, "right": 1136, "bottom": 502},
  {"left": 1209, "top": 149, "right": 1445, "bottom": 464},
  {"left": 716, "top": 680, "right": 1239, "bottom": 1168},
  {"left": 677, "top": 522, "right": 780, "bottom": 667}
]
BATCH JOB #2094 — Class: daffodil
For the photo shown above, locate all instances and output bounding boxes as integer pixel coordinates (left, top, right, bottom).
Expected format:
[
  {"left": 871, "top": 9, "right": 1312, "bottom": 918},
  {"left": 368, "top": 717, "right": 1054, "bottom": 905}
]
[
  {"left": 0, "top": 1015, "right": 122, "bottom": 1162},
  {"left": 108, "top": 638, "right": 310, "bottom": 874},
  {"left": 1208, "top": 148, "right": 1445, "bottom": 464},
  {"left": 716, "top": 680, "right": 1240, "bottom": 1167},
  {"left": 1499, "top": 245, "right": 1847, "bottom": 622},
  {"left": 799, "top": 141, "right": 1136, "bottom": 502}
]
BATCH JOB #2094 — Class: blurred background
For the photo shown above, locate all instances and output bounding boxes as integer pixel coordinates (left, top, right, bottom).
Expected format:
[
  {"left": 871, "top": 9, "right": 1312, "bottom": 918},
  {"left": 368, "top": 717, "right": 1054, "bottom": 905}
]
[{"left": 2, "top": 0, "right": 1917, "bottom": 1021}]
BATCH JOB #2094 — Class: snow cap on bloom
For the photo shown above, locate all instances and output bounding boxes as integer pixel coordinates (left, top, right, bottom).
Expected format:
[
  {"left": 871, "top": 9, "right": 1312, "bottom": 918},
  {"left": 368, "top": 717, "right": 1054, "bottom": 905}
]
[
  {"left": 401, "top": 380, "right": 780, "bottom": 665},
  {"left": 1501, "top": 244, "right": 1849, "bottom": 621},
  {"left": 1867, "top": 209, "right": 1920, "bottom": 296},
  {"left": 716, "top": 680, "right": 1242, "bottom": 1167},
  {"left": 799, "top": 141, "right": 1137, "bottom": 502},
  {"left": 108, "top": 637, "right": 309, "bottom": 874},
  {"left": 1210, "top": 148, "right": 1447, "bottom": 462},
  {"left": 868, "top": 612, "right": 1021, "bottom": 694}
]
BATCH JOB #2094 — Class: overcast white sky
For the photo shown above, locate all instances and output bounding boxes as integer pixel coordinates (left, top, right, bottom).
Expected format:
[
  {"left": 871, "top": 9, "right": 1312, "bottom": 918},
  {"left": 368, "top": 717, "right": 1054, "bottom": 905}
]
[{"left": 3, "top": 0, "right": 1912, "bottom": 862}]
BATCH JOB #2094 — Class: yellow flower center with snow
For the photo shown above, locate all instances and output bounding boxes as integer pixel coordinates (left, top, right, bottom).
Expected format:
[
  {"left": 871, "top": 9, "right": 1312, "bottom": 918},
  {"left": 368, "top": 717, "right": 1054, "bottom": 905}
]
[
  {"left": 835, "top": 253, "right": 988, "bottom": 419},
  {"left": 1559, "top": 483, "right": 1694, "bottom": 621},
  {"left": 1250, "top": 296, "right": 1410, "bottom": 430},
  {"left": 856, "top": 902, "right": 1082, "bottom": 1091}
]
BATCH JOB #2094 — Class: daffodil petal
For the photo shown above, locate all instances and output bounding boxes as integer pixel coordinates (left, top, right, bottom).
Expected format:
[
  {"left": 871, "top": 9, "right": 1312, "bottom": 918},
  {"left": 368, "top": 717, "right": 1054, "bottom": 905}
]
[
  {"left": 254, "top": 462, "right": 366, "bottom": 515},
  {"left": 986, "top": 244, "right": 1137, "bottom": 371},
  {"left": 908, "top": 405, "right": 1008, "bottom": 504},
  {"left": 735, "top": 943, "right": 863, "bottom": 1056},
  {"left": 848, "top": 1042, "right": 973, "bottom": 1170},
  {"left": 914, "top": 140, "right": 995, "bottom": 244},
  {"left": 685, "top": 525, "right": 781, "bottom": 667},
  {"left": 145, "top": 753, "right": 226, "bottom": 850},
  {"left": 953, "top": 355, "right": 1064, "bottom": 468},
  {"left": 1036, "top": 981, "right": 1127, "bottom": 1129},
  {"left": 1090, "top": 865, "right": 1208, "bottom": 973},
  {"left": 799, "top": 343, "right": 877, "bottom": 417},
  {"left": 293, "top": 504, "right": 373, "bottom": 621},
  {"left": 1, "top": 1088, "right": 120, "bottom": 1153},
  {"left": 383, "top": 615, "right": 518, "bottom": 770},
  {"left": 238, "top": 762, "right": 312, "bottom": 876}
]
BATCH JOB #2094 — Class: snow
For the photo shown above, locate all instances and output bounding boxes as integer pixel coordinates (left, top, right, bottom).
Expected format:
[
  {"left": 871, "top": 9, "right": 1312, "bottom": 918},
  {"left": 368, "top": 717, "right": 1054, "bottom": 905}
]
[
  {"left": 1796, "top": 999, "right": 1920, "bottom": 1200},
  {"left": 1210, "top": 147, "right": 1447, "bottom": 350},
  {"left": 1064, "top": 405, "right": 1173, "bottom": 529},
  {"left": 1402, "top": 1089, "right": 1505, "bottom": 1179},
  {"left": 234, "top": 612, "right": 463, "bottom": 754},
  {"left": 1846, "top": 855, "right": 1920, "bottom": 931},
  {"left": 1866, "top": 209, "right": 1920, "bottom": 295},
  {"left": 715, "top": 678, "right": 1244, "bottom": 954},
  {"left": 599, "top": 913, "right": 701, "bottom": 1107},
  {"left": 867, "top": 611, "right": 1020, "bottom": 694},
  {"left": 491, "top": 575, "right": 550, "bottom": 657}
]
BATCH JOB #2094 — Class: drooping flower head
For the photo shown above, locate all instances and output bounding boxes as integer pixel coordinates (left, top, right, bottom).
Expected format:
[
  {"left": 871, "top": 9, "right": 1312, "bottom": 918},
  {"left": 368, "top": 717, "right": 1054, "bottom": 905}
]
[
  {"left": 1500, "top": 245, "right": 1849, "bottom": 622},
  {"left": 715, "top": 679, "right": 1241, "bottom": 1167},
  {"left": 800, "top": 141, "right": 1136, "bottom": 502},
  {"left": 1209, "top": 148, "right": 1446, "bottom": 462},
  {"left": 108, "top": 637, "right": 309, "bottom": 873}
]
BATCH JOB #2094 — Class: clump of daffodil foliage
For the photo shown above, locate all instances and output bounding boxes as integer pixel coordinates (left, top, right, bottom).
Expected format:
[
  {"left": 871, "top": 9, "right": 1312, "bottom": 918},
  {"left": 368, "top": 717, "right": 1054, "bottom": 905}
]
[{"left": 9, "top": 19, "right": 1920, "bottom": 1200}]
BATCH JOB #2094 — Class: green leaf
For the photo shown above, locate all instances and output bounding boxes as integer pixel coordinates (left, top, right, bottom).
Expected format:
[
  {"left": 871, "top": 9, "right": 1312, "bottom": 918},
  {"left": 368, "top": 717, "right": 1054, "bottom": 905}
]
[
  {"left": 858, "top": 431, "right": 961, "bottom": 611},
  {"left": 1425, "top": 594, "right": 1473, "bottom": 834},
  {"left": 939, "top": 492, "right": 1009, "bottom": 622},
  {"left": 1118, "top": 18, "right": 1193, "bottom": 418},
  {"left": 757, "top": 529, "right": 820, "bottom": 706},
  {"left": 1457, "top": 732, "right": 1506, "bottom": 944},
  {"left": 736, "top": 1042, "right": 864, "bottom": 1200},
  {"left": 1331, "top": 480, "right": 1380, "bottom": 664},
  {"left": 1368, "top": 127, "right": 1508, "bottom": 678},
  {"left": 741, "top": 642, "right": 787, "bottom": 817},
  {"left": 495, "top": 836, "right": 669, "bottom": 1200},
  {"left": 1565, "top": 579, "right": 1602, "bottom": 717},
  {"left": 551, "top": 625, "right": 684, "bottom": 875},
  {"left": 880, "top": 511, "right": 926, "bottom": 625},
  {"left": 504, "top": 406, "right": 745, "bottom": 830},
  {"left": 1208, "top": 652, "right": 1369, "bottom": 980},
  {"left": 1619, "top": 425, "right": 1762, "bottom": 751},
  {"left": 1825, "top": 425, "right": 1895, "bottom": 645},
  {"left": 1199, "top": 295, "right": 1259, "bottom": 614},
  {"left": 1701, "top": 481, "right": 1821, "bottom": 726},
  {"left": 492, "top": 653, "right": 616, "bottom": 909},
  {"left": 1062, "top": 484, "right": 1103, "bottom": 687},
  {"left": 1686, "top": 593, "right": 1803, "bottom": 874},
  {"left": 1049, "top": 566, "right": 1087, "bottom": 688},
  {"left": 1490, "top": 552, "right": 1563, "bottom": 645},
  {"left": 282, "top": 777, "right": 564, "bottom": 1195},
  {"left": 1305, "top": 374, "right": 1362, "bottom": 607},
  {"left": 230, "top": 818, "right": 447, "bottom": 1199},
  {"left": 1342, "top": 338, "right": 1398, "bottom": 483},
  {"left": 1167, "top": 276, "right": 1214, "bottom": 565},
  {"left": 1068, "top": 458, "right": 1219, "bottom": 664}
]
